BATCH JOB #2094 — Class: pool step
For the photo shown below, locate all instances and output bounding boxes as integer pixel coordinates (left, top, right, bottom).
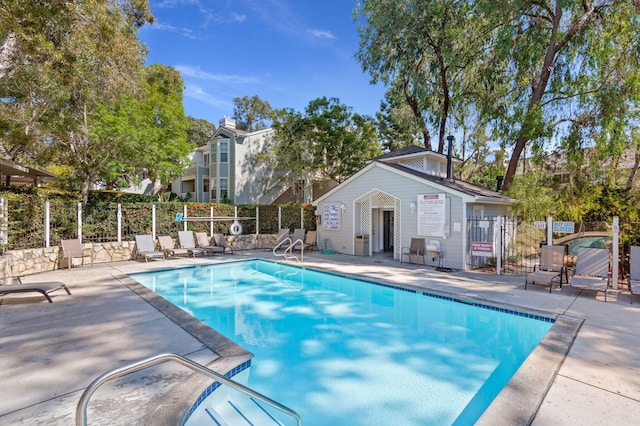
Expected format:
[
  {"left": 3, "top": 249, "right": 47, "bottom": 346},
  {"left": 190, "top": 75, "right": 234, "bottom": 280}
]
[{"left": 195, "top": 395, "right": 285, "bottom": 425}]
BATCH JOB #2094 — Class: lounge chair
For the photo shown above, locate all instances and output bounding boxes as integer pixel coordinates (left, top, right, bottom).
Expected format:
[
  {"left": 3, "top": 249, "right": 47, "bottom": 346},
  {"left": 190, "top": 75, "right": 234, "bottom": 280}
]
[
  {"left": 629, "top": 245, "right": 640, "bottom": 304},
  {"left": 134, "top": 235, "right": 165, "bottom": 262},
  {"left": 288, "top": 228, "right": 306, "bottom": 251},
  {"left": 0, "top": 276, "right": 70, "bottom": 303},
  {"left": 525, "top": 245, "right": 567, "bottom": 293},
  {"left": 213, "top": 233, "right": 234, "bottom": 254},
  {"left": 401, "top": 237, "right": 425, "bottom": 265},
  {"left": 569, "top": 247, "right": 610, "bottom": 301},
  {"left": 178, "top": 231, "right": 207, "bottom": 257},
  {"left": 195, "top": 232, "right": 224, "bottom": 255},
  {"left": 304, "top": 230, "right": 318, "bottom": 251},
  {"left": 264, "top": 228, "right": 290, "bottom": 251},
  {"left": 157, "top": 235, "right": 189, "bottom": 257},
  {"left": 61, "top": 238, "right": 93, "bottom": 269}
]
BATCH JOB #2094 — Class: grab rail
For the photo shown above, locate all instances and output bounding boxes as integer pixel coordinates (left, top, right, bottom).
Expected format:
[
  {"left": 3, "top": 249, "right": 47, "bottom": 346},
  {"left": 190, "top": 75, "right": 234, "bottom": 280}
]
[
  {"left": 272, "top": 237, "right": 292, "bottom": 257},
  {"left": 75, "top": 353, "right": 302, "bottom": 426},
  {"left": 284, "top": 238, "right": 305, "bottom": 262}
]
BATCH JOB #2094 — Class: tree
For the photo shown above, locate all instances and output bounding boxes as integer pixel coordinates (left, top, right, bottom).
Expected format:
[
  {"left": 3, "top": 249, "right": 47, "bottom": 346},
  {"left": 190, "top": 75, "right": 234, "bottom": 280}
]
[
  {"left": 485, "top": 1, "right": 640, "bottom": 191},
  {"left": 187, "top": 116, "right": 215, "bottom": 147},
  {"left": 232, "top": 95, "right": 273, "bottom": 131},
  {"left": 41, "top": 0, "right": 154, "bottom": 201},
  {"left": 375, "top": 78, "right": 424, "bottom": 152},
  {"left": 259, "top": 97, "right": 382, "bottom": 202},
  {"left": 355, "top": 0, "right": 495, "bottom": 153}
]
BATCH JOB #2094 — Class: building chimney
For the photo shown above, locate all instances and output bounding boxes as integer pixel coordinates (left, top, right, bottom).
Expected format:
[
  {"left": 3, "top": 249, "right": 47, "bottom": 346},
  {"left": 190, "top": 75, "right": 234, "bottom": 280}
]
[
  {"left": 446, "top": 135, "right": 454, "bottom": 180},
  {"left": 496, "top": 175, "right": 504, "bottom": 192},
  {"left": 219, "top": 117, "right": 236, "bottom": 129}
]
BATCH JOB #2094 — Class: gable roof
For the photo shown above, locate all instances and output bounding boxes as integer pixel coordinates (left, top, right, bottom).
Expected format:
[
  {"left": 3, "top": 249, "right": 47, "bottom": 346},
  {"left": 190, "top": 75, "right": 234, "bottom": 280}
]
[
  {"left": 313, "top": 160, "right": 512, "bottom": 205},
  {"left": 369, "top": 145, "right": 462, "bottom": 163}
]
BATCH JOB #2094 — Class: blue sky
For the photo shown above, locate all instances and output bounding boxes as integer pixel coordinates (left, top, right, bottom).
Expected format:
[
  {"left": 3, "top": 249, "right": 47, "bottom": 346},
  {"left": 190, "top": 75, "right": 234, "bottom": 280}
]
[{"left": 138, "top": 0, "right": 386, "bottom": 126}]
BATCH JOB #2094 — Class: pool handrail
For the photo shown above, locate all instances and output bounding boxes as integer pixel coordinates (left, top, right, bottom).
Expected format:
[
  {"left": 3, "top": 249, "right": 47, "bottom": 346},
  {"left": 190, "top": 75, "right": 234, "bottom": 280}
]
[{"left": 75, "top": 352, "right": 302, "bottom": 426}]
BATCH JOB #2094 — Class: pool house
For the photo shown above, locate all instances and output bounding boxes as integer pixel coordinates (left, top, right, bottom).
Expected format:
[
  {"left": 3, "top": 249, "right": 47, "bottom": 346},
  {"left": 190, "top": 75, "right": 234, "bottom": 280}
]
[{"left": 313, "top": 146, "right": 514, "bottom": 271}]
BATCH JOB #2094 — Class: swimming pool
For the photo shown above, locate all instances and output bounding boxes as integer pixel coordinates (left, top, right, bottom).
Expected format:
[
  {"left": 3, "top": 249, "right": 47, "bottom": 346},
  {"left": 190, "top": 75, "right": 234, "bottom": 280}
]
[{"left": 130, "top": 260, "right": 553, "bottom": 425}]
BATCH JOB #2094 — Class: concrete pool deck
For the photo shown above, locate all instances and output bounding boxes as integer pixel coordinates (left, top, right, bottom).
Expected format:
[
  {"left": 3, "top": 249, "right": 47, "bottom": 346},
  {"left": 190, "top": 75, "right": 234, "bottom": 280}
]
[{"left": 1, "top": 250, "right": 639, "bottom": 424}]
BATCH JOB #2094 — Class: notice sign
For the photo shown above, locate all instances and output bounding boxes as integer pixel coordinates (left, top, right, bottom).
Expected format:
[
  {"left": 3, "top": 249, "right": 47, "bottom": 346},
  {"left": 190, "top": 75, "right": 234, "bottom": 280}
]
[
  {"left": 417, "top": 193, "right": 446, "bottom": 237},
  {"left": 534, "top": 221, "right": 546, "bottom": 230},
  {"left": 472, "top": 241, "right": 493, "bottom": 257},
  {"left": 323, "top": 204, "right": 341, "bottom": 231},
  {"left": 553, "top": 221, "right": 574, "bottom": 233}
]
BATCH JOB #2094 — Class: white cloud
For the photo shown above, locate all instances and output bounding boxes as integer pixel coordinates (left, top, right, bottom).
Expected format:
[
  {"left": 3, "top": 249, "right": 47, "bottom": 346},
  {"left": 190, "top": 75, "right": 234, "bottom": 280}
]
[
  {"left": 308, "top": 29, "right": 336, "bottom": 40},
  {"left": 184, "top": 84, "right": 233, "bottom": 109},
  {"left": 176, "top": 65, "right": 259, "bottom": 84},
  {"left": 146, "top": 21, "right": 198, "bottom": 39}
]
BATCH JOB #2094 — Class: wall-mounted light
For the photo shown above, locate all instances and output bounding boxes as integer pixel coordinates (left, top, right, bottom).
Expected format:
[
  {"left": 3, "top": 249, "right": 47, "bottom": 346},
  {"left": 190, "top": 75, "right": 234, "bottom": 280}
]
[
  {"left": 410, "top": 202, "right": 416, "bottom": 214},
  {"left": 340, "top": 203, "right": 346, "bottom": 213}
]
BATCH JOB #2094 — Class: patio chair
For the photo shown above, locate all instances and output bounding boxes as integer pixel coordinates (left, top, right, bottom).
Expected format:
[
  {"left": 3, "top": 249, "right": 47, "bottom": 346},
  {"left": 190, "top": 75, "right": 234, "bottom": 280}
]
[
  {"left": 134, "top": 235, "right": 165, "bottom": 262},
  {"left": 0, "top": 276, "right": 71, "bottom": 303},
  {"left": 213, "top": 233, "right": 234, "bottom": 254},
  {"left": 629, "top": 245, "right": 640, "bottom": 304},
  {"left": 61, "top": 238, "right": 93, "bottom": 269},
  {"left": 195, "top": 232, "right": 224, "bottom": 255},
  {"left": 569, "top": 247, "right": 610, "bottom": 301},
  {"left": 401, "top": 238, "right": 425, "bottom": 265},
  {"left": 157, "top": 235, "right": 189, "bottom": 257},
  {"left": 525, "top": 245, "right": 567, "bottom": 293},
  {"left": 178, "top": 231, "right": 207, "bottom": 257},
  {"left": 289, "top": 228, "right": 306, "bottom": 251},
  {"left": 264, "top": 228, "right": 290, "bottom": 251},
  {"left": 304, "top": 230, "right": 318, "bottom": 251}
]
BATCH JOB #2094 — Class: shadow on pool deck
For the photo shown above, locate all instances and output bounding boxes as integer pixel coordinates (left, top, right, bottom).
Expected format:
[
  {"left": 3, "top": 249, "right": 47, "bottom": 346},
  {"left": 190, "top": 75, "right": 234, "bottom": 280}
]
[{"left": 1, "top": 250, "right": 639, "bottom": 424}]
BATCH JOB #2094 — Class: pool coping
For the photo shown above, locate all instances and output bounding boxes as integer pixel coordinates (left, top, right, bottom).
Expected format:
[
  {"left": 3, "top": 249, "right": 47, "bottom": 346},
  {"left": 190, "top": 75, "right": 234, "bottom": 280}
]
[{"left": 122, "top": 258, "right": 583, "bottom": 424}]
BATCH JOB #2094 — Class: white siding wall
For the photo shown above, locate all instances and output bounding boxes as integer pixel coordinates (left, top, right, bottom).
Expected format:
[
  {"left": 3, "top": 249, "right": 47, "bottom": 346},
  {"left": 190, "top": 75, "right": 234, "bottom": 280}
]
[{"left": 316, "top": 165, "right": 469, "bottom": 269}]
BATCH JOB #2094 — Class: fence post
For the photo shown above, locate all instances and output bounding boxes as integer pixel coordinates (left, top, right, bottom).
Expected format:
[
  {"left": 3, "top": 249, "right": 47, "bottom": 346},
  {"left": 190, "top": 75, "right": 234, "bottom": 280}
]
[
  {"left": 78, "top": 202, "right": 83, "bottom": 241},
  {"left": 612, "top": 216, "right": 619, "bottom": 289},
  {"left": 152, "top": 204, "right": 156, "bottom": 240},
  {"left": 278, "top": 206, "right": 282, "bottom": 230},
  {"left": 210, "top": 205, "right": 214, "bottom": 237},
  {"left": 301, "top": 207, "right": 304, "bottom": 229},
  {"left": 0, "top": 198, "right": 6, "bottom": 248},
  {"left": 45, "top": 201, "right": 50, "bottom": 248},
  {"left": 183, "top": 205, "right": 187, "bottom": 232},
  {"left": 256, "top": 206, "right": 260, "bottom": 235},
  {"left": 496, "top": 216, "right": 502, "bottom": 276},
  {"left": 117, "top": 204, "right": 122, "bottom": 243},
  {"left": 547, "top": 215, "right": 553, "bottom": 245}
]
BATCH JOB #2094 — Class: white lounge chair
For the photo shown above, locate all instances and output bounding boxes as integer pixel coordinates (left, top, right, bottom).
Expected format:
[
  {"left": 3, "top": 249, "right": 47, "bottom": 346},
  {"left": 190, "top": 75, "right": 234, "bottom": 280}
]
[
  {"left": 264, "top": 228, "right": 290, "bottom": 251},
  {"left": 178, "top": 231, "right": 207, "bottom": 257},
  {"left": 0, "top": 276, "right": 70, "bottom": 303},
  {"left": 134, "top": 235, "right": 165, "bottom": 262},
  {"left": 569, "top": 247, "right": 610, "bottom": 301},
  {"left": 525, "top": 245, "right": 567, "bottom": 293},
  {"left": 157, "top": 235, "right": 189, "bottom": 257},
  {"left": 195, "top": 232, "right": 224, "bottom": 255}
]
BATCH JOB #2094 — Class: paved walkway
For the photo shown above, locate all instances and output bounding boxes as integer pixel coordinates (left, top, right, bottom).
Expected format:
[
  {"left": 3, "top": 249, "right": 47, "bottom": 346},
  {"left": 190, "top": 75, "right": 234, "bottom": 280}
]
[{"left": 1, "top": 251, "right": 639, "bottom": 424}]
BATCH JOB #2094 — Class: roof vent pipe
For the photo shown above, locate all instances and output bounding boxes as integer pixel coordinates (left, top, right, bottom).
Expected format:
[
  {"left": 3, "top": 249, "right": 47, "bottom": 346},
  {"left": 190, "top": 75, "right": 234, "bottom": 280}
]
[
  {"left": 496, "top": 175, "right": 504, "bottom": 192},
  {"left": 446, "top": 135, "right": 454, "bottom": 180}
]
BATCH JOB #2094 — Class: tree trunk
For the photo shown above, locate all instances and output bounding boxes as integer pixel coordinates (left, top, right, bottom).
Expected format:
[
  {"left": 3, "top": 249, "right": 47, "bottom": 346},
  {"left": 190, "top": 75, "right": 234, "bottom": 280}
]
[{"left": 80, "top": 177, "right": 91, "bottom": 203}]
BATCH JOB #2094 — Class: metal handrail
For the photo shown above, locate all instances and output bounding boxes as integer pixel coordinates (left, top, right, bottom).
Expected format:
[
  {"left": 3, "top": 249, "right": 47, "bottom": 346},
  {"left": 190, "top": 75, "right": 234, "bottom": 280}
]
[
  {"left": 75, "top": 353, "right": 302, "bottom": 426},
  {"left": 272, "top": 237, "right": 292, "bottom": 257},
  {"left": 284, "top": 238, "right": 305, "bottom": 262}
]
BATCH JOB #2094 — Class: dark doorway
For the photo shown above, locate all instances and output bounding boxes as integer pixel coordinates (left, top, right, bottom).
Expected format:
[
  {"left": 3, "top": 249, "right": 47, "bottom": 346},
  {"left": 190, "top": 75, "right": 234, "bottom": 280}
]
[{"left": 383, "top": 211, "right": 394, "bottom": 252}]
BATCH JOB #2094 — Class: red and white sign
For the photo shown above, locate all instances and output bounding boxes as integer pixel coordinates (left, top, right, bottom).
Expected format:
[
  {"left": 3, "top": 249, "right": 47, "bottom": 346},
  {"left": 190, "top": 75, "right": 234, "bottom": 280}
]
[{"left": 472, "top": 241, "right": 493, "bottom": 257}]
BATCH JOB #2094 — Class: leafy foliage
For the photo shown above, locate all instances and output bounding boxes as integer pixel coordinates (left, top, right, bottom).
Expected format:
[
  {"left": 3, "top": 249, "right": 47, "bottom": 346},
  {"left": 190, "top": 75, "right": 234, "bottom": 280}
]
[{"left": 232, "top": 95, "right": 273, "bottom": 131}]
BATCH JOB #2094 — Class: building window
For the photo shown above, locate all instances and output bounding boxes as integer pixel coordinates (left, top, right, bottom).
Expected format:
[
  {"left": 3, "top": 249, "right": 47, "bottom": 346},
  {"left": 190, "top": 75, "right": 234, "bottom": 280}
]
[
  {"left": 204, "top": 153, "right": 209, "bottom": 167},
  {"left": 220, "top": 141, "right": 228, "bottom": 163},
  {"left": 220, "top": 178, "right": 228, "bottom": 201},
  {"left": 203, "top": 178, "right": 209, "bottom": 194}
]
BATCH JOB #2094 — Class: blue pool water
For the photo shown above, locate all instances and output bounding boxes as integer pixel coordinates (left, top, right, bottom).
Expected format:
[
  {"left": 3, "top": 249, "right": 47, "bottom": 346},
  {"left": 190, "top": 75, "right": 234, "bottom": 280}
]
[{"left": 130, "top": 260, "right": 552, "bottom": 425}]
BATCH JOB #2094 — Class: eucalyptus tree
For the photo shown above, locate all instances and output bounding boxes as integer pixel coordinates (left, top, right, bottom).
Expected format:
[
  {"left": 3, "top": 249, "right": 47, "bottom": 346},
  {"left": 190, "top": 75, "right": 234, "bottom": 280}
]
[
  {"left": 232, "top": 95, "right": 273, "bottom": 131},
  {"left": 187, "top": 116, "right": 216, "bottom": 147},
  {"left": 355, "top": 0, "right": 495, "bottom": 153},
  {"left": 486, "top": 0, "right": 640, "bottom": 191},
  {"left": 259, "top": 97, "right": 381, "bottom": 202},
  {"left": 375, "top": 78, "right": 425, "bottom": 152}
]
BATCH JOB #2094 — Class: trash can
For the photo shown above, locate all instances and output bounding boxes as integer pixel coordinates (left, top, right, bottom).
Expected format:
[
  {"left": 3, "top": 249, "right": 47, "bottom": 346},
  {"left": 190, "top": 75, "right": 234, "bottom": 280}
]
[{"left": 354, "top": 234, "right": 369, "bottom": 256}]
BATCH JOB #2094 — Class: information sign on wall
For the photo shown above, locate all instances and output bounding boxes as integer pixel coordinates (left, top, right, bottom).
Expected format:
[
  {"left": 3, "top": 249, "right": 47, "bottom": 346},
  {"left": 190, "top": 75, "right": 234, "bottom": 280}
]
[
  {"left": 323, "top": 204, "right": 341, "bottom": 230},
  {"left": 417, "top": 193, "right": 446, "bottom": 237},
  {"left": 534, "top": 221, "right": 546, "bottom": 229}
]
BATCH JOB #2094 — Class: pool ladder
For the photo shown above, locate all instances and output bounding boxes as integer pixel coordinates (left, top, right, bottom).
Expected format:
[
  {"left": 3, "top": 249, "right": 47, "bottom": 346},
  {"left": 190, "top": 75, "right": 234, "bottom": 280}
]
[
  {"left": 75, "top": 353, "right": 301, "bottom": 426},
  {"left": 272, "top": 238, "right": 305, "bottom": 262}
]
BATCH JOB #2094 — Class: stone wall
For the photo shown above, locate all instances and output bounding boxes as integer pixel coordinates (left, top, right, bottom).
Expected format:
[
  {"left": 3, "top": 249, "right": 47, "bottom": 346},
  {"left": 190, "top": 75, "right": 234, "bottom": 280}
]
[{"left": 1, "top": 233, "right": 281, "bottom": 281}]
